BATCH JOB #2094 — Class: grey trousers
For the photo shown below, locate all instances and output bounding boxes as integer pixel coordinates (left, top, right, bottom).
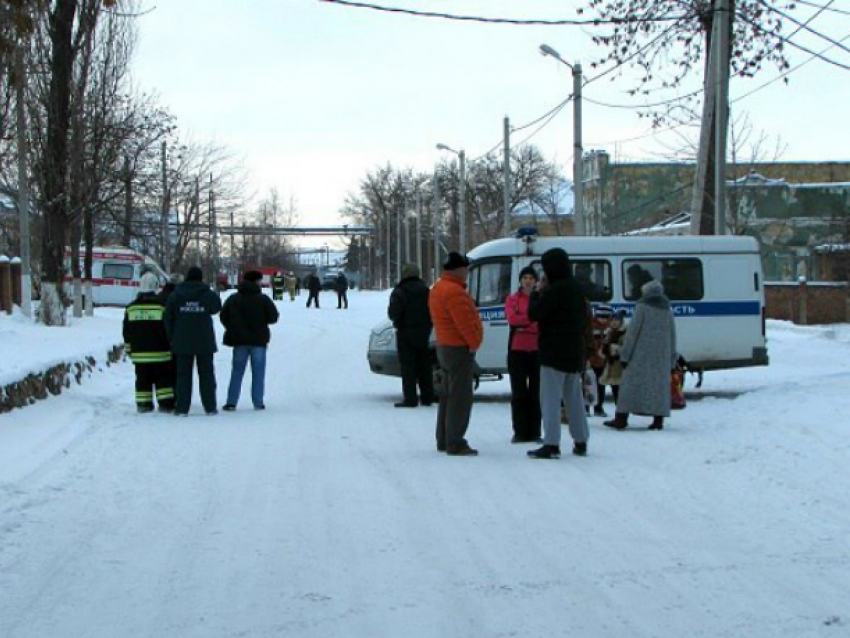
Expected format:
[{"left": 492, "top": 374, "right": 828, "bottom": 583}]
[
  {"left": 435, "top": 346, "right": 475, "bottom": 452},
  {"left": 540, "top": 365, "right": 589, "bottom": 447}
]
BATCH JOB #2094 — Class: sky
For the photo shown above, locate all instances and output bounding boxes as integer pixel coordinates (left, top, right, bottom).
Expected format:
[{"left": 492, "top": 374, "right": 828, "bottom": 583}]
[{"left": 130, "top": 0, "right": 850, "bottom": 245}]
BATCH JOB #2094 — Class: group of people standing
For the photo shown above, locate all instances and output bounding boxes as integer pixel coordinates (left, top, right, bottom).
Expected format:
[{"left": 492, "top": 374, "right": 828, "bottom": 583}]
[
  {"left": 389, "top": 247, "right": 678, "bottom": 459},
  {"left": 123, "top": 267, "right": 279, "bottom": 416}
]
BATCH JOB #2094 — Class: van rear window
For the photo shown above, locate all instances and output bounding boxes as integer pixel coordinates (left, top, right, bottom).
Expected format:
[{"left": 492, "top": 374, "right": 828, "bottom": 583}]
[
  {"left": 623, "top": 259, "right": 703, "bottom": 301},
  {"left": 102, "top": 263, "right": 134, "bottom": 280},
  {"left": 473, "top": 260, "right": 512, "bottom": 307}
]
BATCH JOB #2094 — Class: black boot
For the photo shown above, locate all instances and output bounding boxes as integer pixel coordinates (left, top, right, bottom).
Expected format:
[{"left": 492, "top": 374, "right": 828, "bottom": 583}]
[
  {"left": 648, "top": 416, "right": 664, "bottom": 430},
  {"left": 527, "top": 445, "right": 561, "bottom": 459},
  {"left": 572, "top": 442, "right": 587, "bottom": 456},
  {"left": 604, "top": 412, "right": 629, "bottom": 430}
]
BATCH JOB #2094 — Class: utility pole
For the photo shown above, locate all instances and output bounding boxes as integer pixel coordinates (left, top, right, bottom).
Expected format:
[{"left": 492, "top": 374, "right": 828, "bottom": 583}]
[
  {"left": 403, "top": 196, "right": 411, "bottom": 265},
  {"left": 385, "top": 210, "right": 391, "bottom": 288},
  {"left": 15, "top": 48, "right": 32, "bottom": 317},
  {"left": 161, "top": 141, "right": 170, "bottom": 269},
  {"left": 715, "top": 0, "right": 731, "bottom": 235},
  {"left": 503, "top": 117, "right": 511, "bottom": 237},
  {"left": 432, "top": 172, "right": 441, "bottom": 285},
  {"left": 395, "top": 203, "right": 402, "bottom": 283},
  {"left": 458, "top": 150, "right": 467, "bottom": 252},
  {"left": 573, "top": 62, "right": 585, "bottom": 236},
  {"left": 415, "top": 189, "right": 423, "bottom": 276}
]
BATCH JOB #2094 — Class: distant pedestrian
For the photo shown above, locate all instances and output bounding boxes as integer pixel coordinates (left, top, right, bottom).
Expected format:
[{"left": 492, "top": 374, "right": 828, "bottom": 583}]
[
  {"left": 605, "top": 280, "right": 677, "bottom": 431},
  {"left": 164, "top": 266, "right": 222, "bottom": 416},
  {"left": 271, "top": 270, "right": 285, "bottom": 301},
  {"left": 285, "top": 272, "right": 297, "bottom": 301},
  {"left": 306, "top": 273, "right": 321, "bottom": 308},
  {"left": 589, "top": 304, "right": 613, "bottom": 416},
  {"left": 335, "top": 272, "right": 349, "bottom": 309},
  {"left": 139, "top": 265, "right": 159, "bottom": 293},
  {"left": 123, "top": 275, "right": 174, "bottom": 413},
  {"left": 599, "top": 309, "right": 627, "bottom": 405},
  {"left": 388, "top": 263, "right": 434, "bottom": 408},
  {"left": 220, "top": 271, "right": 279, "bottom": 411},
  {"left": 505, "top": 266, "right": 541, "bottom": 444},
  {"left": 527, "top": 248, "right": 589, "bottom": 459},
  {"left": 429, "top": 252, "right": 483, "bottom": 456},
  {"left": 295, "top": 276, "right": 301, "bottom": 296}
]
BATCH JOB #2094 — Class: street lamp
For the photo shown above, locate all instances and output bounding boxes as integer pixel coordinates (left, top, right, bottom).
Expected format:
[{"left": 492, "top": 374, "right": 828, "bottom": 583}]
[
  {"left": 540, "top": 44, "right": 584, "bottom": 236},
  {"left": 436, "top": 143, "right": 467, "bottom": 253}
]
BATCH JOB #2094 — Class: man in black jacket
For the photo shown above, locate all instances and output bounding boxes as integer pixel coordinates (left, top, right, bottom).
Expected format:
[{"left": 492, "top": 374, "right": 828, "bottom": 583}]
[
  {"left": 220, "top": 271, "right": 279, "bottom": 411},
  {"left": 123, "top": 276, "right": 174, "bottom": 413},
  {"left": 388, "top": 263, "right": 434, "bottom": 408},
  {"left": 305, "top": 272, "right": 321, "bottom": 308},
  {"left": 335, "top": 272, "right": 349, "bottom": 309},
  {"left": 526, "top": 248, "right": 589, "bottom": 458},
  {"left": 165, "top": 266, "right": 222, "bottom": 415}
]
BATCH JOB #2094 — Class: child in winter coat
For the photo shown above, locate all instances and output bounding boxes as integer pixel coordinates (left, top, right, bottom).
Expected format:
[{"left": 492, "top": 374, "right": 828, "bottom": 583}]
[{"left": 600, "top": 309, "right": 627, "bottom": 404}]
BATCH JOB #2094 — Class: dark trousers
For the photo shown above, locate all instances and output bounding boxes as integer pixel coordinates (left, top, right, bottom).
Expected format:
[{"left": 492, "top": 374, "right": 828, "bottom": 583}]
[
  {"left": 134, "top": 361, "right": 175, "bottom": 410},
  {"left": 435, "top": 346, "right": 475, "bottom": 453},
  {"left": 507, "top": 349, "right": 541, "bottom": 441},
  {"left": 306, "top": 291, "right": 320, "bottom": 308},
  {"left": 592, "top": 364, "right": 606, "bottom": 408},
  {"left": 398, "top": 337, "right": 434, "bottom": 406},
  {"left": 174, "top": 353, "right": 217, "bottom": 414},
  {"left": 336, "top": 290, "right": 348, "bottom": 309}
]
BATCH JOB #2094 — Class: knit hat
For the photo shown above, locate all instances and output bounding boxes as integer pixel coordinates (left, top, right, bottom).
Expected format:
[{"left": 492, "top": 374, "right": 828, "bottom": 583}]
[
  {"left": 243, "top": 270, "right": 263, "bottom": 282},
  {"left": 186, "top": 266, "right": 203, "bottom": 282},
  {"left": 443, "top": 252, "right": 470, "bottom": 271},
  {"left": 518, "top": 266, "right": 538, "bottom": 281},
  {"left": 401, "top": 263, "right": 420, "bottom": 279}
]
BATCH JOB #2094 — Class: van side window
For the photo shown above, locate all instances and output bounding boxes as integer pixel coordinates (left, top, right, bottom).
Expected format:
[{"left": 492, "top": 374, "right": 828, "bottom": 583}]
[
  {"left": 102, "top": 263, "right": 134, "bottom": 280},
  {"left": 623, "top": 259, "right": 704, "bottom": 301},
  {"left": 572, "top": 260, "right": 612, "bottom": 302},
  {"left": 472, "top": 260, "right": 512, "bottom": 307}
]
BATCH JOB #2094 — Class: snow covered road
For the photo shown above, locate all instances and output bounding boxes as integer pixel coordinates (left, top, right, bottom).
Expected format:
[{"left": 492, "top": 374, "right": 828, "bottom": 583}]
[{"left": 1, "top": 291, "right": 849, "bottom": 637}]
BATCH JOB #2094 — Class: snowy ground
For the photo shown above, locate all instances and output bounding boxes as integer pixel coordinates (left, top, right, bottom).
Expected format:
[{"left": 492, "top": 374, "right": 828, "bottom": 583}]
[{"left": 1, "top": 291, "right": 849, "bottom": 638}]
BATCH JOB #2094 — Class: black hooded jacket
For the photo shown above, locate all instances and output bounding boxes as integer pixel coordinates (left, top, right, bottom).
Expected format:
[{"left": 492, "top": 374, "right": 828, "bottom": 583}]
[
  {"left": 220, "top": 280, "right": 279, "bottom": 346},
  {"left": 164, "top": 280, "right": 222, "bottom": 355},
  {"left": 527, "top": 248, "right": 587, "bottom": 373},
  {"left": 388, "top": 276, "right": 433, "bottom": 348}
]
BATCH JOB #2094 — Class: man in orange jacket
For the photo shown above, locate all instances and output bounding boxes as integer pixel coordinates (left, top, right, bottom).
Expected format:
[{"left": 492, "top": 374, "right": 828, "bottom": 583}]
[{"left": 429, "top": 252, "right": 483, "bottom": 456}]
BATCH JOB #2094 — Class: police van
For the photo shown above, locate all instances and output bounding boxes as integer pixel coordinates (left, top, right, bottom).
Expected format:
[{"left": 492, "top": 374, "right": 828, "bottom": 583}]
[{"left": 467, "top": 229, "right": 768, "bottom": 377}]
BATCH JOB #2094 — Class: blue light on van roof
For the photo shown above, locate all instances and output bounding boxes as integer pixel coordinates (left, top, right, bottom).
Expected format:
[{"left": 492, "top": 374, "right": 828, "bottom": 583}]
[{"left": 515, "top": 226, "right": 539, "bottom": 238}]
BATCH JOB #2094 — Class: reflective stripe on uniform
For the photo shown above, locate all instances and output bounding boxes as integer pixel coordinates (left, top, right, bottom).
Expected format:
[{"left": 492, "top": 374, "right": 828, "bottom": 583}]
[
  {"left": 130, "top": 352, "right": 172, "bottom": 363},
  {"left": 155, "top": 388, "right": 174, "bottom": 399},
  {"left": 135, "top": 391, "right": 154, "bottom": 400},
  {"left": 127, "top": 305, "right": 165, "bottom": 322}
]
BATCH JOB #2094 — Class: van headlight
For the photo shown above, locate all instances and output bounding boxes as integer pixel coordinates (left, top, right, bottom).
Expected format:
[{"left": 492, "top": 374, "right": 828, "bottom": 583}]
[{"left": 371, "top": 326, "right": 395, "bottom": 349}]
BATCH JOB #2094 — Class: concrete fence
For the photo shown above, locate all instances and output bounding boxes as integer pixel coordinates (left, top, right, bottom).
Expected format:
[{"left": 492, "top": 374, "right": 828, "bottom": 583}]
[
  {"left": 0, "top": 255, "right": 22, "bottom": 314},
  {"left": 765, "top": 280, "right": 850, "bottom": 325}
]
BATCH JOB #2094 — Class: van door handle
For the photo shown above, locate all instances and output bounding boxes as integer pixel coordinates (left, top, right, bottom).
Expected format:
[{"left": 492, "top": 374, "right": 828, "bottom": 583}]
[{"left": 490, "top": 321, "right": 508, "bottom": 327}]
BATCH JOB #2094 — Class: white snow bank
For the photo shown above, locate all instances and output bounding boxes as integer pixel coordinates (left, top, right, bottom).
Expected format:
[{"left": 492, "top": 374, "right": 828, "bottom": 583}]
[{"left": 0, "top": 306, "right": 124, "bottom": 386}]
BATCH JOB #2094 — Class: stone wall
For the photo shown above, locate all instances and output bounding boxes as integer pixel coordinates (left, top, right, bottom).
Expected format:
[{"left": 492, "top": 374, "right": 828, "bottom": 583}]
[
  {"left": 0, "top": 345, "right": 124, "bottom": 414},
  {"left": 765, "top": 282, "right": 850, "bottom": 325}
]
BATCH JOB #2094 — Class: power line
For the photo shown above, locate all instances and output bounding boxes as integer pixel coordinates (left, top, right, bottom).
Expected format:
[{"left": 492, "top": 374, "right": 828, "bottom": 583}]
[
  {"left": 737, "top": 13, "right": 850, "bottom": 71},
  {"left": 755, "top": 0, "right": 850, "bottom": 56},
  {"left": 794, "top": 0, "right": 850, "bottom": 16},
  {"left": 316, "top": 0, "right": 689, "bottom": 26}
]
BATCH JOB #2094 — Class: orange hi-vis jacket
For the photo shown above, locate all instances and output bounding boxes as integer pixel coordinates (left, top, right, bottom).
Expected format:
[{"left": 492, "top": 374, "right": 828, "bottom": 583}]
[{"left": 429, "top": 273, "right": 484, "bottom": 351}]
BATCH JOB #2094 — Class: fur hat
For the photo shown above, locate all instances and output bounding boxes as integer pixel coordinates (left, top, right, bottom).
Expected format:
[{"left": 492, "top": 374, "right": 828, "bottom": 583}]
[
  {"left": 186, "top": 266, "right": 203, "bottom": 282},
  {"left": 243, "top": 270, "right": 263, "bottom": 282},
  {"left": 401, "top": 263, "right": 420, "bottom": 280},
  {"left": 442, "top": 252, "right": 470, "bottom": 271},
  {"left": 138, "top": 271, "right": 159, "bottom": 293}
]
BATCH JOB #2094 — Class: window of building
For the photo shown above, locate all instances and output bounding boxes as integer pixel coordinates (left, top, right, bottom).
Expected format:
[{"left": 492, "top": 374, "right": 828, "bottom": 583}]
[{"left": 623, "top": 259, "right": 703, "bottom": 301}]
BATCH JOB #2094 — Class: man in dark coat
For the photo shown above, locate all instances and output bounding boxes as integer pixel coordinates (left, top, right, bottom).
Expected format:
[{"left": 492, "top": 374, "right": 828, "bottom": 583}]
[
  {"left": 220, "top": 271, "right": 279, "bottom": 411},
  {"left": 526, "top": 247, "right": 589, "bottom": 458},
  {"left": 165, "top": 266, "right": 222, "bottom": 415},
  {"left": 305, "top": 272, "right": 321, "bottom": 308},
  {"left": 388, "top": 263, "right": 434, "bottom": 408},
  {"left": 335, "top": 272, "right": 349, "bottom": 309},
  {"left": 123, "top": 275, "right": 174, "bottom": 413}
]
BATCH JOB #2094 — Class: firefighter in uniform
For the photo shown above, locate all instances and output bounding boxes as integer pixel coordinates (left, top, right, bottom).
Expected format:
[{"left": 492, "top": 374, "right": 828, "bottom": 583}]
[
  {"left": 271, "top": 270, "right": 285, "bottom": 301},
  {"left": 123, "top": 275, "right": 175, "bottom": 413}
]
